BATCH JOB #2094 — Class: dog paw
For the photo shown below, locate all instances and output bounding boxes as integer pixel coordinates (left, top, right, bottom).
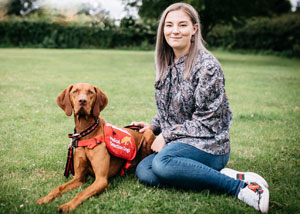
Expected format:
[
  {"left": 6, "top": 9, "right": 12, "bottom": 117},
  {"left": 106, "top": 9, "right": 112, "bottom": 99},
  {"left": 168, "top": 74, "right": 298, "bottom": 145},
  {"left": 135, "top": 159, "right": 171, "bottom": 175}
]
[
  {"left": 37, "top": 197, "right": 48, "bottom": 205},
  {"left": 58, "top": 203, "right": 75, "bottom": 213}
]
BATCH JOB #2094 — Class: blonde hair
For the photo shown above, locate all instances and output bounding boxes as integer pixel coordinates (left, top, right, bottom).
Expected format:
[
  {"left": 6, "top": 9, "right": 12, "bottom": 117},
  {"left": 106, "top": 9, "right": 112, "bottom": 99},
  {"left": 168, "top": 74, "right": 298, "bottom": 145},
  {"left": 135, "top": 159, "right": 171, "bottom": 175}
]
[{"left": 155, "top": 2, "right": 208, "bottom": 81}]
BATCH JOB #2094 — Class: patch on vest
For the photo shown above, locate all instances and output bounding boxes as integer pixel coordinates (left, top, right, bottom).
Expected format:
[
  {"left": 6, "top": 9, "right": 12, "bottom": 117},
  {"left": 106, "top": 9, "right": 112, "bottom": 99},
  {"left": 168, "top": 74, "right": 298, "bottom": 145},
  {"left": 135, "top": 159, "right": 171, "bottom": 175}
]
[{"left": 104, "top": 123, "right": 136, "bottom": 161}]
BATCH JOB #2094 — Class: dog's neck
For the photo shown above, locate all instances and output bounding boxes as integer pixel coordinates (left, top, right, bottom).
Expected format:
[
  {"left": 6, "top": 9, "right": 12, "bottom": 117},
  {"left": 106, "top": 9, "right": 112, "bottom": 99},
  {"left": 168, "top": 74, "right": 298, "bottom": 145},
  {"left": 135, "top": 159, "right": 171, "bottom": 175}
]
[{"left": 74, "top": 115, "right": 104, "bottom": 137}]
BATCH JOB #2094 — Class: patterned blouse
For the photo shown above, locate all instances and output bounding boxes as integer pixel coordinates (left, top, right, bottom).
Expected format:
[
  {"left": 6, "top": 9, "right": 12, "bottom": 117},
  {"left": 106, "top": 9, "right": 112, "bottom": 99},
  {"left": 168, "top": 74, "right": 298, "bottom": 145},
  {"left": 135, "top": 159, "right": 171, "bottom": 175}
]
[{"left": 151, "top": 50, "right": 232, "bottom": 155}]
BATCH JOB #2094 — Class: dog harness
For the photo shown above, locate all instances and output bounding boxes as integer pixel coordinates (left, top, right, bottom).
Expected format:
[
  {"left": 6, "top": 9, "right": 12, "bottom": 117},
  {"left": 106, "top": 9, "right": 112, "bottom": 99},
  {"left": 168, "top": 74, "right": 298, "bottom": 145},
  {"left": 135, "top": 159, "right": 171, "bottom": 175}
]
[{"left": 64, "top": 119, "right": 140, "bottom": 178}]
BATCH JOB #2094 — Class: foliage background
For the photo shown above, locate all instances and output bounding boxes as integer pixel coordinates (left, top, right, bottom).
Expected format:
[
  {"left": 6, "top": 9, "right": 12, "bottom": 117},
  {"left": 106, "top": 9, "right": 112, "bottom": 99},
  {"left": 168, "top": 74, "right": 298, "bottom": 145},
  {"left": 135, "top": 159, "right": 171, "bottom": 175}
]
[{"left": 0, "top": 0, "right": 300, "bottom": 56}]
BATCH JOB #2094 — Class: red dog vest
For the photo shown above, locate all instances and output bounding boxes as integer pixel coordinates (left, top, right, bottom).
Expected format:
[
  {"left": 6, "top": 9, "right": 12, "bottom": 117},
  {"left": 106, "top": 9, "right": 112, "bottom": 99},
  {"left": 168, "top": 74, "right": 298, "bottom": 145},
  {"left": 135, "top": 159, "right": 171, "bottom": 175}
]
[{"left": 76, "top": 122, "right": 137, "bottom": 175}]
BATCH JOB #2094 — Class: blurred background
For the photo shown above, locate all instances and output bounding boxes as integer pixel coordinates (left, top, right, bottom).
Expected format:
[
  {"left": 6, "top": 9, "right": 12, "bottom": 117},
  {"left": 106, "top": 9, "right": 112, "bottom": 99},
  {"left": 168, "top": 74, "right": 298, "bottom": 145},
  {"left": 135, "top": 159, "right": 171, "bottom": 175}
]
[{"left": 0, "top": 0, "right": 299, "bottom": 57}]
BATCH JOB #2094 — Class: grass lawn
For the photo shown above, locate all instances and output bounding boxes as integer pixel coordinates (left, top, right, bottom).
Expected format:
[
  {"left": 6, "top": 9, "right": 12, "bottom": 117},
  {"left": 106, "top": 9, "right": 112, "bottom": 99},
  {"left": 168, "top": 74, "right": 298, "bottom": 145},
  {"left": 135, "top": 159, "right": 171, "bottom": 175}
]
[{"left": 0, "top": 48, "right": 299, "bottom": 214}]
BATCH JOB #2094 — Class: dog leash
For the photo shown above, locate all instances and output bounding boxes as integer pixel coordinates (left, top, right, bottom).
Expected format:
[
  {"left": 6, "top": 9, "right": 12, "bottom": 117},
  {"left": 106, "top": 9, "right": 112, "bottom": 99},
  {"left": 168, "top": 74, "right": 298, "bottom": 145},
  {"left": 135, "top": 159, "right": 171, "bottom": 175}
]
[
  {"left": 64, "top": 118, "right": 100, "bottom": 178},
  {"left": 123, "top": 125, "right": 142, "bottom": 132}
]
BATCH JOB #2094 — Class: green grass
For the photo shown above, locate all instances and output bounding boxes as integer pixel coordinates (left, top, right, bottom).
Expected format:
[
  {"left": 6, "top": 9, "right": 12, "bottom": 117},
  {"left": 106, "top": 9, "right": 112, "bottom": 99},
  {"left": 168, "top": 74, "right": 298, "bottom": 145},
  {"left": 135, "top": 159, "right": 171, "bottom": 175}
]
[{"left": 0, "top": 48, "right": 299, "bottom": 214}]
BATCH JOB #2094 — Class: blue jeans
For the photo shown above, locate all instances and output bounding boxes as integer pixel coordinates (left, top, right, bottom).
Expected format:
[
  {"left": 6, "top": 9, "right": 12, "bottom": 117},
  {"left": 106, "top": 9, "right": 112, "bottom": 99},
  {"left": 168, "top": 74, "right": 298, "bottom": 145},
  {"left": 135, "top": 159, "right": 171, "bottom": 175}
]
[{"left": 136, "top": 142, "right": 244, "bottom": 196}]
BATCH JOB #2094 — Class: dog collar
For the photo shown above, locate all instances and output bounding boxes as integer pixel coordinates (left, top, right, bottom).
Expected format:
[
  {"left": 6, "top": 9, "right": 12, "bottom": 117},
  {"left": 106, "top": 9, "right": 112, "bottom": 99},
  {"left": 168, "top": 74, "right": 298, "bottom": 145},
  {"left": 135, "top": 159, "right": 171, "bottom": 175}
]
[{"left": 68, "top": 118, "right": 100, "bottom": 147}]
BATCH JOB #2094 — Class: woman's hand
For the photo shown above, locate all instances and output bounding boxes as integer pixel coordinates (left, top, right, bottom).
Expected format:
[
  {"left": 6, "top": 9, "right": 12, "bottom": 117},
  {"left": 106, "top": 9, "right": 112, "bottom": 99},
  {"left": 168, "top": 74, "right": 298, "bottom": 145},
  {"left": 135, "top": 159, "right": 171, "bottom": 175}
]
[
  {"left": 130, "top": 121, "right": 153, "bottom": 133},
  {"left": 151, "top": 133, "right": 166, "bottom": 153}
]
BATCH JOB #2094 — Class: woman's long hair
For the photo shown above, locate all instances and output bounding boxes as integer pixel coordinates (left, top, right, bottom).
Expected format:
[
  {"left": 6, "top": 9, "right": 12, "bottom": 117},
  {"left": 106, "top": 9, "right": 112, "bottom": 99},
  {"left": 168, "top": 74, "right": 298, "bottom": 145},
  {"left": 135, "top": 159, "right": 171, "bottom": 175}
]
[{"left": 155, "top": 2, "right": 208, "bottom": 81}]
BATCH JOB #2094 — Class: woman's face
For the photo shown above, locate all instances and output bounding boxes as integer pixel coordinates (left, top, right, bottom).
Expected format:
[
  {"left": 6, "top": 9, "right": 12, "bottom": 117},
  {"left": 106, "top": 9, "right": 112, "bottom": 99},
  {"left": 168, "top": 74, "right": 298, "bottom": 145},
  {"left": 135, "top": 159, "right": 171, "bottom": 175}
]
[{"left": 163, "top": 10, "right": 198, "bottom": 54}]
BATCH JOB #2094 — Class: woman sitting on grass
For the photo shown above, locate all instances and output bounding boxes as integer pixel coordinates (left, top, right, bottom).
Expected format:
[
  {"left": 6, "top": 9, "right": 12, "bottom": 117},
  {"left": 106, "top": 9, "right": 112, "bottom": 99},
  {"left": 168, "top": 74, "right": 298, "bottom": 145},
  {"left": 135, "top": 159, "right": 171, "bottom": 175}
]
[{"left": 131, "top": 2, "right": 269, "bottom": 213}]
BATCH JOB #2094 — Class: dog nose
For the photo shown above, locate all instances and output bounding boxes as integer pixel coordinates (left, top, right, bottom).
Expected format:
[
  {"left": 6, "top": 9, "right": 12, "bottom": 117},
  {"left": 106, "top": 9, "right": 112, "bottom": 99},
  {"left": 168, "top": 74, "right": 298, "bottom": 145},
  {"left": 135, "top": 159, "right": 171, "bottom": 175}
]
[{"left": 79, "top": 98, "right": 87, "bottom": 105}]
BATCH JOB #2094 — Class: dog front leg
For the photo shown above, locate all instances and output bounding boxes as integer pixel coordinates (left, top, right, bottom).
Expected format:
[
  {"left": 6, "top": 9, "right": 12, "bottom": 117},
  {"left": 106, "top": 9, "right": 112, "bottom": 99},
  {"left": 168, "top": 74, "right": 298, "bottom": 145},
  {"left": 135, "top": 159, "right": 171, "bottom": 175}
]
[
  {"left": 58, "top": 176, "right": 108, "bottom": 212},
  {"left": 58, "top": 145, "right": 110, "bottom": 212},
  {"left": 37, "top": 148, "right": 87, "bottom": 204},
  {"left": 37, "top": 176, "right": 85, "bottom": 205}
]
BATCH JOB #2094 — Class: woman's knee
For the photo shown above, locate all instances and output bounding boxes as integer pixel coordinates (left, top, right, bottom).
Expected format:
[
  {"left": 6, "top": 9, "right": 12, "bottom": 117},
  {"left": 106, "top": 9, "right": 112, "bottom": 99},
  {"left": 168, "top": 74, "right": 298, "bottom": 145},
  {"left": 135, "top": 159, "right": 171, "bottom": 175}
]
[
  {"left": 136, "top": 164, "right": 160, "bottom": 186},
  {"left": 136, "top": 155, "right": 152, "bottom": 180},
  {"left": 152, "top": 153, "right": 173, "bottom": 180},
  {"left": 136, "top": 154, "right": 160, "bottom": 186},
  {"left": 136, "top": 161, "right": 146, "bottom": 181}
]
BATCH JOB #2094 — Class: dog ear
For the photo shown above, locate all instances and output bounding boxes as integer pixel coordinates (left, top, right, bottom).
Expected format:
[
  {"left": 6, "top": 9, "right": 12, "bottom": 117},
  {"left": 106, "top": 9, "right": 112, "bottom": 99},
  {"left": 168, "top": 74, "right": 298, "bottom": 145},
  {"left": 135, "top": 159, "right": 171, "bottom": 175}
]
[
  {"left": 57, "top": 85, "right": 73, "bottom": 116},
  {"left": 93, "top": 86, "right": 108, "bottom": 118}
]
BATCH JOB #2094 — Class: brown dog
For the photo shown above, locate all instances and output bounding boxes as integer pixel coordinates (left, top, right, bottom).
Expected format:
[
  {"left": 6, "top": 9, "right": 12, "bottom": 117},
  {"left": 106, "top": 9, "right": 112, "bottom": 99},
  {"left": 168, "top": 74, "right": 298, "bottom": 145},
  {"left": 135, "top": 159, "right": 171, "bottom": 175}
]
[{"left": 37, "top": 83, "right": 155, "bottom": 212}]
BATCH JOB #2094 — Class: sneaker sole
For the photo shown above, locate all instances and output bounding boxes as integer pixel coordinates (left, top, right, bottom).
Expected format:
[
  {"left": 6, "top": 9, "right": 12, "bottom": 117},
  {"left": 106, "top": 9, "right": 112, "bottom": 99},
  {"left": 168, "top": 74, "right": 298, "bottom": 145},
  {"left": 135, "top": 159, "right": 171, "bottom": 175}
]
[{"left": 259, "top": 185, "right": 269, "bottom": 213}]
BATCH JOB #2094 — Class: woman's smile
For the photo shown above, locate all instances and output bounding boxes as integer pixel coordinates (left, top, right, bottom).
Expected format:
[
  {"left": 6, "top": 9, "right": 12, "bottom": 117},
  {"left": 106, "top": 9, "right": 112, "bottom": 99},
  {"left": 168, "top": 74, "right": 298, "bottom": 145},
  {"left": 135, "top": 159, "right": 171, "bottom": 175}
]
[{"left": 170, "top": 37, "right": 182, "bottom": 39}]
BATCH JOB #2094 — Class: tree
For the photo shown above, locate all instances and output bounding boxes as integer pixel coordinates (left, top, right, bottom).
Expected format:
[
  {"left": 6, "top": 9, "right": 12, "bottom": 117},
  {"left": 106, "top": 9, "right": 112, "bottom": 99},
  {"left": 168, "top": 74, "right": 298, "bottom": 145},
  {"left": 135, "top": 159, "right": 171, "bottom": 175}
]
[
  {"left": 124, "top": 0, "right": 291, "bottom": 38},
  {"left": 6, "top": 0, "right": 39, "bottom": 16},
  {"left": 296, "top": 1, "right": 300, "bottom": 13},
  {"left": 6, "top": 0, "right": 22, "bottom": 15}
]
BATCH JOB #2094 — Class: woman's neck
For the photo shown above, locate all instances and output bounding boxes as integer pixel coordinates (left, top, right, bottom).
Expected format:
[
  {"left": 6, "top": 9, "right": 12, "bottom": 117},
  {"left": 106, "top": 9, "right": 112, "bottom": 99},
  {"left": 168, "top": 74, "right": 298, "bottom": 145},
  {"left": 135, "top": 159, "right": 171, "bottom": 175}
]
[{"left": 173, "top": 45, "right": 190, "bottom": 63}]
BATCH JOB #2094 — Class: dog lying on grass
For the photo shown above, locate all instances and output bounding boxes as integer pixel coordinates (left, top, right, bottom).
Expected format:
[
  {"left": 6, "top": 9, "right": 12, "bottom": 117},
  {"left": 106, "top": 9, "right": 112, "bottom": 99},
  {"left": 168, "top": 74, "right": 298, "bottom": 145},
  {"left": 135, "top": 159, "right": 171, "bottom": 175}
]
[{"left": 37, "top": 83, "right": 155, "bottom": 212}]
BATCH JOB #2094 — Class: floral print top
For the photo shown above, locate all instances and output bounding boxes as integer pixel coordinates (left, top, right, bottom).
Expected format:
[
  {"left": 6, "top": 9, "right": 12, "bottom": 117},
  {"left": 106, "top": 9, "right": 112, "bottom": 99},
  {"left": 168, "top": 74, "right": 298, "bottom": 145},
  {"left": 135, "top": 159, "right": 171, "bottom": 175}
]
[{"left": 151, "top": 50, "right": 232, "bottom": 155}]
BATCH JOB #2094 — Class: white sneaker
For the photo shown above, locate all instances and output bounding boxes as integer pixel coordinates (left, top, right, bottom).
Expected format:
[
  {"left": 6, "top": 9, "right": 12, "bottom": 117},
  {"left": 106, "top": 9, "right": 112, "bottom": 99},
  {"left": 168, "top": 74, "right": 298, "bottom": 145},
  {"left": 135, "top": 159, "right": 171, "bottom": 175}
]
[
  {"left": 220, "top": 168, "right": 269, "bottom": 188},
  {"left": 238, "top": 182, "right": 269, "bottom": 213}
]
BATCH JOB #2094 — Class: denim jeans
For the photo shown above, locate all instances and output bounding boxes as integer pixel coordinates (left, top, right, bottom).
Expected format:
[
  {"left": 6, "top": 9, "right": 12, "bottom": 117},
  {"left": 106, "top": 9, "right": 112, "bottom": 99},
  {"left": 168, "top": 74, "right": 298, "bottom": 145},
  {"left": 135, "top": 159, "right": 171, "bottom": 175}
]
[{"left": 136, "top": 142, "right": 244, "bottom": 196}]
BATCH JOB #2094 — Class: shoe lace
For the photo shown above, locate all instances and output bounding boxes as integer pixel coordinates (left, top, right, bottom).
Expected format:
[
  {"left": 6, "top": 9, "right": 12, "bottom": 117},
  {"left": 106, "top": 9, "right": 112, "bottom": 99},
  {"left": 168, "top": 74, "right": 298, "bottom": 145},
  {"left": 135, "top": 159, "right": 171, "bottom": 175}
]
[{"left": 248, "top": 182, "right": 264, "bottom": 194}]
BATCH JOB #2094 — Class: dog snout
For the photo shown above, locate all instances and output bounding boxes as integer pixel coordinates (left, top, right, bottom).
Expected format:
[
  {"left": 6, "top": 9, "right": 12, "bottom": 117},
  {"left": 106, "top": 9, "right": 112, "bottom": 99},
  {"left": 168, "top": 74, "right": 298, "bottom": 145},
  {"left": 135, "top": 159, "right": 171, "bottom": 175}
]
[{"left": 79, "top": 97, "right": 87, "bottom": 105}]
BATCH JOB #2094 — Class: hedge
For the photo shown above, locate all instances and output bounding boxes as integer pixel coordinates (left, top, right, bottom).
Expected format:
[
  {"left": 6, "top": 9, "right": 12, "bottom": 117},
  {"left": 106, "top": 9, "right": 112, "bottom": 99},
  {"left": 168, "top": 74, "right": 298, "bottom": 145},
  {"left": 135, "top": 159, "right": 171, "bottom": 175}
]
[
  {"left": 0, "top": 20, "right": 156, "bottom": 49},
  {"left": 1, "top": 13, "right": 299, "bottom": 57},
  {"left": 206, "top": 13, "right": 300, "bottom": 57}
]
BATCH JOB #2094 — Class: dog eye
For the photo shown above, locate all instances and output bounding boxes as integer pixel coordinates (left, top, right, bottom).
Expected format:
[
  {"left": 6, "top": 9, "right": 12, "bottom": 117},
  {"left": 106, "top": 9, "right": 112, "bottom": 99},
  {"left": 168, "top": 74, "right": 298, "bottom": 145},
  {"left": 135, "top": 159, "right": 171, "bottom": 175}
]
[
  {"left": 72, "top": 90, "right": 78, "bottom": 94},
  {"left": 88, "top": 90, "right": 94, "bottom": 95}
]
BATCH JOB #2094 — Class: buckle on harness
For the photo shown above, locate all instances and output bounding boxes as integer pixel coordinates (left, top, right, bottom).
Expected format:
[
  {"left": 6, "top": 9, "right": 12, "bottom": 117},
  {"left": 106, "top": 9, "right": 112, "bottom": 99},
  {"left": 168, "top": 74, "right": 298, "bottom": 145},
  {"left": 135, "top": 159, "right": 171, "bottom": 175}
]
[
  {"left": 72, "top": 133, "right": 80, "bottom": 138},
  {"left": 94, "top": 138, "right": 101, "bottom": 145},
  {"left": 69, "top": 133, "right": 80, "bottom": 148},
  {"left": 68, "top": 139, "right": 79, "bottom": 148},
  {"left": 68, "top": 138, "right": 73, "bottom": 149},
  {"left": 72, "top": 140, "right": 78, "bottom": 148}
]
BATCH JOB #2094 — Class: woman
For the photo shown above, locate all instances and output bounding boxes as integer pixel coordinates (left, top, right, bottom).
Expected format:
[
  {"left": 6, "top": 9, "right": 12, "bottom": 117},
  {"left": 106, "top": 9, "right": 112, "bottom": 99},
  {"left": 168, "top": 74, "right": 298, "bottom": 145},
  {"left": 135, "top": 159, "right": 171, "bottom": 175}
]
[{"left": 131, "top": 3, "right": 269, "bottom": 213}]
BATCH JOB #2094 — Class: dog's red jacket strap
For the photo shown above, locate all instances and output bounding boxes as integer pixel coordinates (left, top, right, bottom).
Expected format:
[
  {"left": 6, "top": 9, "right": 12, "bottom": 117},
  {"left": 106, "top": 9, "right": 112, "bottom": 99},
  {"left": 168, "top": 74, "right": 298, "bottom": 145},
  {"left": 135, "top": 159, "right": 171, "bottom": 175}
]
[
  {"left": 76, "top": 135, "right": 104, "bottom": 149},
  {"left": 120, "top": 161, "right": 132, "bottom": 176}
]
